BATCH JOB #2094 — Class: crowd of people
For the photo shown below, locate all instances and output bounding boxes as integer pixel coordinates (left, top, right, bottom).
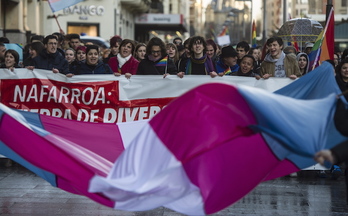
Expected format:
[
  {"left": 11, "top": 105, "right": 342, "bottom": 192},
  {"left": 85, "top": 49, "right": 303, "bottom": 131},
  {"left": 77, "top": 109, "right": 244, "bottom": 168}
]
[{"left": 2, "top": 32, "right": 346, "bottom": 83}]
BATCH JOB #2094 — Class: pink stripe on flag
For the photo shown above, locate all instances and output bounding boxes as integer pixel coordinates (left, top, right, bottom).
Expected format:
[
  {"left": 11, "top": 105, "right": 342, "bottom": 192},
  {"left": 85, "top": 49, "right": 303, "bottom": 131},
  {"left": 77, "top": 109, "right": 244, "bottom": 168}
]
[
  {"left": 0, "top": 114, "right": 115, "bottom": 207},
  {"left": 149, "top": 83, "right": 291, "bottom": 214},
  {"left": 41, "top": 115, "right": 125, "bottom": 165}
]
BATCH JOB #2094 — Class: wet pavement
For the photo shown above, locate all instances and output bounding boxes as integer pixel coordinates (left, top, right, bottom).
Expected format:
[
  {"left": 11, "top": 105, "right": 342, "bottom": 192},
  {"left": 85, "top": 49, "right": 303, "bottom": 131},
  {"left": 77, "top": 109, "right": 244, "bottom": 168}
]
[{"left": 1, "top": 159, "right": 348, "bottom": 216}]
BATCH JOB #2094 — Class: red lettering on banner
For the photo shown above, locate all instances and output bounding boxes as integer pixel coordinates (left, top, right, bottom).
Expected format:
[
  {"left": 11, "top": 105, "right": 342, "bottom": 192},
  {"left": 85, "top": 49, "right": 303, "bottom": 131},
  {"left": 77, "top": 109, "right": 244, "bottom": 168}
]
[{"left": 1, "top": 79, "right": 174, "bottom": 123}]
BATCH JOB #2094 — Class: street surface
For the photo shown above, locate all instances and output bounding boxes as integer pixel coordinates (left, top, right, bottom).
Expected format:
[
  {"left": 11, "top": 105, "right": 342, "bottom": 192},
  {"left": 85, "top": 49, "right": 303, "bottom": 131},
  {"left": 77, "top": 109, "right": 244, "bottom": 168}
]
[{"left": 0, "top": 159, "right": 348, "bottom": 216}]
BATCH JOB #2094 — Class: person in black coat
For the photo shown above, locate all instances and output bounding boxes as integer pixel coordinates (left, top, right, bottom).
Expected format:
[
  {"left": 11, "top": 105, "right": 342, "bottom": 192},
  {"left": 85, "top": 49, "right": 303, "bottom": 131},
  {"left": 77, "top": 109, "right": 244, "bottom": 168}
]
[
  {"left": 136, "top": 37, "right": 177, "bottom": 76},
  {"left": 28, "top": 35, "right": 69, "bottom": 74}
]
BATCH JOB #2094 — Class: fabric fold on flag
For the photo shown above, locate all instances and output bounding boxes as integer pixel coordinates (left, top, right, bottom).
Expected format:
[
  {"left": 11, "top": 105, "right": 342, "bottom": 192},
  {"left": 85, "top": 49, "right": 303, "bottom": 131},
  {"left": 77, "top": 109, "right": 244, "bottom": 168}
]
[{"left": 0, "top": 62, "right": 347, "bottom": 215}]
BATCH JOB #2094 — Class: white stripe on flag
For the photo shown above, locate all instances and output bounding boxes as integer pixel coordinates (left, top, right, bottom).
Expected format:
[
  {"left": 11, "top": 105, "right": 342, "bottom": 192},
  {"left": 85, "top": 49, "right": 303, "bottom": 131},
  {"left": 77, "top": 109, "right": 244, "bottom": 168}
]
[{"left": 89, "top": 123, "right": 205, "bottom": 215}]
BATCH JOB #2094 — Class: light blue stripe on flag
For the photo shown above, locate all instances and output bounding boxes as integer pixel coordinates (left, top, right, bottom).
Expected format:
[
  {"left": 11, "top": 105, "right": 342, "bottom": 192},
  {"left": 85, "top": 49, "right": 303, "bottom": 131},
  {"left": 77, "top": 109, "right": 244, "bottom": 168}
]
[{"left": 48, "top": 0, "right": 83, "bottom": 12}]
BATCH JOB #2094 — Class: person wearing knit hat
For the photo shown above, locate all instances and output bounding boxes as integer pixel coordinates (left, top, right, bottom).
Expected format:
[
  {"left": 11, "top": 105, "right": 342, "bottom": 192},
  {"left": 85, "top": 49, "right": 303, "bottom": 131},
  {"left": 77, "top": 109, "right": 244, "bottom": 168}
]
[
  {"left": 75, "top": 46, "right": 87, "bottom": 62},
  {"left": 215, "top": 45, "right": 239, "bottom": 76}
]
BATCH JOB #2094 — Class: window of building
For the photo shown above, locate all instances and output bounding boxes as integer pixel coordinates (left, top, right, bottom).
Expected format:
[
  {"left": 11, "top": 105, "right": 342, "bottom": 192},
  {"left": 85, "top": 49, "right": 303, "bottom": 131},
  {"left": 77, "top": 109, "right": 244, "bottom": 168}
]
[{"left": 343, "top": 0, "right": 347, "bottom": 7}]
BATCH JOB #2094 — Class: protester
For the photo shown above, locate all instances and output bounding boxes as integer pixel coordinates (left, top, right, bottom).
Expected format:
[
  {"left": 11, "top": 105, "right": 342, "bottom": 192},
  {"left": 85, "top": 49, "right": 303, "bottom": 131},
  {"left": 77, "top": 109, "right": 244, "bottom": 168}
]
[
  {"left": 104, "top": 35, "right": 122, "bottom": 63},
  {"left": 166, "top": 42, "right": 179, "bottom": 65},
  {"left": 335, "top": 59, "right": 348, "bottom": 95},
  {"left": 76, "top": 46, "right": 87, "bottom": 62},
  {"left": 177, "top": 38, "right": 191, "bottom": 73},
  {"left": 173, "top": 37, "right": 183, "bottom": 47},
  {"left": 0, "top": 43, "right": 7, "bottom": 64},
  {"left": 137, "top": 37, "right": 177, "bottom": 76},
  {"left": 233, "top": 54, "right": 260, "bottom": 79},
  {"left": 296, "top": 52, "right": 309, "bottom": 76},
  {"left": 108, "top": 39, "right": 139, "bottom": 79},
  {"left": 304, "top": 42, "right": 314, "bottom": 55},
  {"left": 215, "top": 45, "right": 239, "bottom": 76},
  {"left": 206, "top": 39, "right": 219, "bottom": 64},
  {"left": 68, "top": 33, "right": 82, "bottom": 50},
  {"left": 23, "top": 41, "right": 44, "bottom": 67},
  {"left": 134, "top": 43, "right": 146, "bottom": 61},
  {"left": 248, "top": 47, "right": 261, "bottom": 75},
  {"left": 68, "top": 45, "right": 112, "bottom": 76},
  {"left": 65, "top": 48, "right": 76, "bottom": 64},
  {"left": 334, "top": 53, "right": 340, "bottom": 67},
  {"left": 28, "top": 35, "right": 69, "bottom": 74},
  {"left": 260, "top": 36, "right": 301, "bottom": 80},
  {"left": 236, "top": 41, "right": 250, "bottom": 65},
  {"left": 0, "top": 49, "right": 21, "bottom": 71},
  {"left": 177, "top": 36, "right": 216, "bottom": 78}
]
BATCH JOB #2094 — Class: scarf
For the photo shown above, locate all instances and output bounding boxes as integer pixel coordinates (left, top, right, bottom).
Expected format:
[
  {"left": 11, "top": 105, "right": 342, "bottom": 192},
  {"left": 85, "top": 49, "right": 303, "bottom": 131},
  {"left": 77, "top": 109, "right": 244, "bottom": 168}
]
[
  {"left": 186, "top": 54, "right": 212, "bottom": 75},
  {"left": 117, "top": 54, "right": 131, "bottom": 73}
]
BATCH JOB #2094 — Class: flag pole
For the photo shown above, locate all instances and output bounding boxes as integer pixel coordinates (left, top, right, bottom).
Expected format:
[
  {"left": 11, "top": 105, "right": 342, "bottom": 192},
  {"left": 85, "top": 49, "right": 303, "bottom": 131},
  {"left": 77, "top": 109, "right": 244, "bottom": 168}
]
[
  {"left": 53, "top": 14, "right": 65, "bottom": 35},
  {"left": 326, "top": 0, "right": 333, "bottom": 24}
]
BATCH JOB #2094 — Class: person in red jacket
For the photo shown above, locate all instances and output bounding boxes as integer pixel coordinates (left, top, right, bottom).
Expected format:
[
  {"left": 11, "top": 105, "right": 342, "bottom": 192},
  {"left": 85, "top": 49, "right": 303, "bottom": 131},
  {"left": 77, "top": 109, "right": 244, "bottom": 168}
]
[{"left": 108, "top": 39, "right": 139, "bottom": 79}]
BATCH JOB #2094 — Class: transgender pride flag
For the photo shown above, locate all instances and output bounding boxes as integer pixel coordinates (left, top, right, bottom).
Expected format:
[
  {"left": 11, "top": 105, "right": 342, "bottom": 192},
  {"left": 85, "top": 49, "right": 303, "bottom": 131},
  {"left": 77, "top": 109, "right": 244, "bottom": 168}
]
[
  {"left": 0, "top": 62, "right": 347, "bottom": 215},
  {"left": 48, "top": 0, "right": 83, "bottom": 12}
]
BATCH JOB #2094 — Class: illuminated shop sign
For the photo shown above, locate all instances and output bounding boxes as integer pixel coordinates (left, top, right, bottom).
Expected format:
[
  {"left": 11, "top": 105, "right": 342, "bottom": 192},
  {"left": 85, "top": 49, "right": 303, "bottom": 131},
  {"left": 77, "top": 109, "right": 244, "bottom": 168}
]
[{"left": 64, "top": 5, "right": 105, "bottom": 16}]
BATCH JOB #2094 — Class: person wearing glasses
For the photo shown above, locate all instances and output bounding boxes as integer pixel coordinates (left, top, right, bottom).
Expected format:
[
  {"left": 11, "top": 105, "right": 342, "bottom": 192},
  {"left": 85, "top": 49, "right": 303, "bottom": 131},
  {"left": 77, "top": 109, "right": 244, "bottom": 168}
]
[
  {"left": 27, "top": 34, "right": 69, "bottom": 74},
  {"left": 136, "top": 37, "right": 177, "bottom": 76}
]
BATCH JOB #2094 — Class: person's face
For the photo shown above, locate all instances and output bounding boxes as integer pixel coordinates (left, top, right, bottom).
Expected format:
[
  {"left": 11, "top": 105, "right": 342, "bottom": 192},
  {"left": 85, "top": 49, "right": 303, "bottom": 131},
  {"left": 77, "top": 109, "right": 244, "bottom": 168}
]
[
  {"left": 111, "top": 42, "right": 120, "bottom": 55},
  {"left": 305, "top": 47, "right": 312, "bottom": 54},
  {"left": 268, "top": 41, "right": 283, "bottom": 58},
  {"left": 136, "top": 46, "right": 146, "bottom": 60},
  {"left": 70, "top": 38, "right": 80, "bottom": 50},
  {"left": 240, "top": 57, "right": 254, "bottom": 74},
  {"left": 224, "top": 56, "right": 237, "bottom": 66},
  {"left": 103, "top": 49, "right": 111, "bottom": 58},
  {"left": 298, "top": 56, "right": 308, "bottom": 69},
  {"left": 0, "top": 46, "right": 6, "bottom": 60},
  {"left": 46, "top": 39, "right": 58, "bottom": 54},
  {"left": 29, "top": 48, "right": 38, "bottom": 59},
  {"left": 340, "top": 63, "right": 348, "bottom": 80},
  {"left": 65, "top": 50, "right": 75, "bottom": 63},
  {"left": 192, "top": 41, "right": 204, "bottom": 55},
  {"left": 166, "top": 46, "right": 176, "bottom": 58},
  {"left": 151, "top": 45, "right": 161, "bottom": 58},
  {"left": 76, "top": 50, "right": 86, "bottom": 61},
  {"left": 120, "top": 43, "right": 132, "bottom": 58},
  {"left": 174, "top": 39, "right": 182, "bottom": 46},
  {"left": 334, "top": 54, "right": 339, "bottom": 66},
  {"left": 236, "top": 47, "right": 246, "bottom": 59},
  {"left": 252, "top": 49, "right": 260, "bottom": 61},
  {"left": 86, "top": 49, "right": 99, "bottom": 65},
  {"left": 184, "top": 44, "right": 190, "bottom": 57},
  {"left": 5, "top": 52, "right": 15, "bottom": 68},
  {"left": 206, "top": 45, "right": 215, "bottom": 59}
]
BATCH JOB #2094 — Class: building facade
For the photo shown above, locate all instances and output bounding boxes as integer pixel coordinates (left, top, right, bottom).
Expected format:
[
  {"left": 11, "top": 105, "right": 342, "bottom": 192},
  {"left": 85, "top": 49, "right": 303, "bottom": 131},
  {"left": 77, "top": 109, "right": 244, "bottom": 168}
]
[{"left": 0, "top": 0, "right": 190, "bottom": 45}]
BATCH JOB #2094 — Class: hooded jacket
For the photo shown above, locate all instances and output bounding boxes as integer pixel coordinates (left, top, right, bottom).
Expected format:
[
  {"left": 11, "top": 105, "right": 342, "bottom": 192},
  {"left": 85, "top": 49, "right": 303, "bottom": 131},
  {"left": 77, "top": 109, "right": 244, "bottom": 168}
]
[
  {"left": 296, "top": 52, "right": 310, "bottom": 76},
  {"left": 260, "top": 51, "right": 301, "bottom": 77}
]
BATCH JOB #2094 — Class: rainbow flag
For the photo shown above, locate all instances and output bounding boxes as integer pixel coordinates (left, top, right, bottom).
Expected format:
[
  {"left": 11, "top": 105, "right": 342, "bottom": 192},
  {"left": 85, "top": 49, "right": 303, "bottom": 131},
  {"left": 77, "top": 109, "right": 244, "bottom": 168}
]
[
  {"left": 252, "top": 20, "right": 257, "bottom": 48},
  {"left": 155, "top": 56, "right": 168, "bottom": 67},
  {"left": 219, "top": 26, "right": 228, "bottom": 36},
  {"left": 308, "top": 7, "right": 335, "bottom": 70}
]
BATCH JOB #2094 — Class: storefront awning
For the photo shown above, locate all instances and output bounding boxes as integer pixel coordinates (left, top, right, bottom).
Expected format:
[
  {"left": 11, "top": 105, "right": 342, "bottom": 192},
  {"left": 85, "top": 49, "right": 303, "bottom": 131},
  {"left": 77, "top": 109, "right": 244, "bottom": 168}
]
[{"left": 135, "top": 13, "right": 188, "bottom": 32}]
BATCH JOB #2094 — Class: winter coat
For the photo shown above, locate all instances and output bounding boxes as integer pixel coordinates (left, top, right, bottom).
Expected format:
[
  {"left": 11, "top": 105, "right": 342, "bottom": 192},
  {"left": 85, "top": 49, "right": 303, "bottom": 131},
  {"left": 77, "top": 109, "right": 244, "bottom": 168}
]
[{"left": 31, "top": 49, "right": 69, "bottom": 74}]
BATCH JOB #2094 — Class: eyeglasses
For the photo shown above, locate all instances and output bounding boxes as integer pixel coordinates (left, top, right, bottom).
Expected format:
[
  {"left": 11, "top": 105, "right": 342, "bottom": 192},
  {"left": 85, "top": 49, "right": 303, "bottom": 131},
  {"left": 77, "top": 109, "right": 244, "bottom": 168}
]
[{"left": 151, "top": 50, "right": 161, "bottom": 54}]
